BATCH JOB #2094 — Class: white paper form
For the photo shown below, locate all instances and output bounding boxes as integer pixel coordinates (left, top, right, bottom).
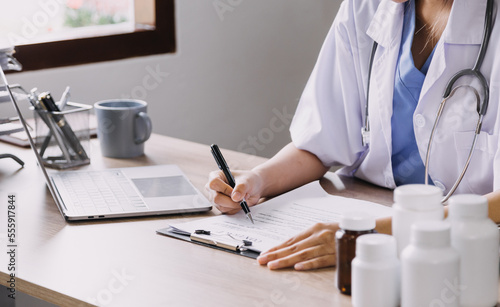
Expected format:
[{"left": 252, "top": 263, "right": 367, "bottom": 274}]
[{"left": 169, "top": 181, "right": 393, "bottom": 253}]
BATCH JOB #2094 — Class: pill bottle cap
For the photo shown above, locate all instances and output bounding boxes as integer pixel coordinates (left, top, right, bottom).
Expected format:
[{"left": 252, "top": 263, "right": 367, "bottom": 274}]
[
  {"left": 410, "top": 220, "right": 451, "bottom": 248},
  {"left": 448, "top": 194, "right": 488, "bottom": 219},
  {"left": 355, "top": 233, "right": 397, "bottom": 261},
  {"left": 339, "top": 211, "right": 376, "bottom": 231},
  {"left": 394, "top": 184, "right": 442, "bottom": 210}
]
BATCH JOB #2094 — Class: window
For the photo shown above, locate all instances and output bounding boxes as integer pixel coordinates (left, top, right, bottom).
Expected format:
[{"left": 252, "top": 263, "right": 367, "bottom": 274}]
[{"left": 2, "top": 0, "right": 175, "bottom": 72}]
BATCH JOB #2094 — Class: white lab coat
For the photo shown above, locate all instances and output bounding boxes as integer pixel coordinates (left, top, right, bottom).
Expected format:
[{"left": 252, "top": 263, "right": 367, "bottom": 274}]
[{"left": 290, "top": 0, "right": 500, "bottom": 195}]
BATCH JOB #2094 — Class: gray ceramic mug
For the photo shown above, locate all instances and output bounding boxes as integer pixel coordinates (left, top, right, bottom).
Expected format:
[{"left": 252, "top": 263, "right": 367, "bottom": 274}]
[{"left": 94, "top": 99, "right": 152, "bottom": 158}]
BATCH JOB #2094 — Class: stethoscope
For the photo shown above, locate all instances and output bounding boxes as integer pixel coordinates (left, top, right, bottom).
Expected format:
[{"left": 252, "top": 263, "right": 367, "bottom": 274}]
[{"left": 362, "top": 0, "right": 494, "bottom": 202}]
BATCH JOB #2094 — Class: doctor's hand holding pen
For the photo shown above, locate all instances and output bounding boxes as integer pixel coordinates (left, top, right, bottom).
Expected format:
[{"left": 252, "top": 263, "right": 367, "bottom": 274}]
[
  {"left": 206, "top": 169, "right": 264, "bottom": 214},
  {"left": 206, "top": 143, "right": 393, "bottom": 270}
]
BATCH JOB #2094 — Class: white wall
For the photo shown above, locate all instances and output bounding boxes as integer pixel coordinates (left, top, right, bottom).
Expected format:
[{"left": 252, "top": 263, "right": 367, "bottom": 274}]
[{"left": 7, "top": 0, "right": 340, "bottom": 158}]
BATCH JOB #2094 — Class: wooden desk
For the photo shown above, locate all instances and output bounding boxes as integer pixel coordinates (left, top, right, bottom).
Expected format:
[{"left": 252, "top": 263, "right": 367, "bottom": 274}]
[{"left": 0, "top": 134, "right": 393, "bottom": 306}]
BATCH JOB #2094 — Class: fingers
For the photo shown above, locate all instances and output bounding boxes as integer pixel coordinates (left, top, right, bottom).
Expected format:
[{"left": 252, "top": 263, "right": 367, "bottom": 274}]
[
  {"left": 257, "top": 224, "right": 338, "bottom": 271},
  {"left": 268, "top": 246, "right": 336, "bottom": 271},
  {"left": 259, "top": 229, "right": 316, "bottom": 257},
  {"left": 206, "top": 170, "right": 252, "bottom": 214},
  {"left": 206, "top": 169, "right": 263, "bottom": 210},
  {"left": 259, "top": 223, "right": 329, "bottom": 255},
  {"left": 258, "top": 228, "right": 334, "bottom": 263},
  {"left": 259, "top": 239, "right": 335, "bottom": 271},
  {"left": 231, "top": 182, "right": 249, "bottom": 202},
  {"left": 207, "top": 188, "right": 241, "bottom": 214},
  {"left": 294, "top": 255, "right": 336, "bottom": 271},
  {"left": 208, "top": 173, "right": 233, "bottom": 196},
  {"left": 213, "top": 195, "right": 242, "bottom": 214}
]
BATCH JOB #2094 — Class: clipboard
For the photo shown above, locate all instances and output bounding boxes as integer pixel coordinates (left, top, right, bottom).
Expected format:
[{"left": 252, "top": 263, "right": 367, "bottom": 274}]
[{"left": 156, "top": 227, "right": 260, "bottom": 259}]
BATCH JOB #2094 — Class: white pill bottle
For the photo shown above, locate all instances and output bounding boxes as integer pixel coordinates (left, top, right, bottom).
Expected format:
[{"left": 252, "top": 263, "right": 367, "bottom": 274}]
[
  {"left": 401, "top": 220, "right": 460, "bottom": 307},
  {"left": 392, "top": 184, "right": 444, "bottom": 256},
  {"left": 351, "top": 234, "right": 400, "bottom": 307},
  {"left": 448, "top": 194, "right": 499, "bottom": 307}
]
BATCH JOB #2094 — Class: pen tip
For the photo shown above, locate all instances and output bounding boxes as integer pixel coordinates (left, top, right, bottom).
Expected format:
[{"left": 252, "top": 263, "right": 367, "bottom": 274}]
[{"left": 248, "top": 213, "right": 254, "bottom": 224}]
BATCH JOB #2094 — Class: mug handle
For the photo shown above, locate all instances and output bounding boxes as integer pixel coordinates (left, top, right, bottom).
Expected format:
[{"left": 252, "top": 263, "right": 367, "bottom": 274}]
[{"left": 134, "top": 112, "right": 152, "bottom": 144}]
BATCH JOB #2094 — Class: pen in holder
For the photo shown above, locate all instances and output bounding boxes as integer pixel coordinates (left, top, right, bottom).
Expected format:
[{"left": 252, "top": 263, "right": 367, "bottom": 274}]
[{"left": 34, "top": 99, "right": 91, "bottom": 169}]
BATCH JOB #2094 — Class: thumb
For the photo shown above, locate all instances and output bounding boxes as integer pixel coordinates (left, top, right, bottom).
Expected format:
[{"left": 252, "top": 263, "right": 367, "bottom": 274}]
[{"left": 231, "top": 183, "right": 248, "bottom": 202}]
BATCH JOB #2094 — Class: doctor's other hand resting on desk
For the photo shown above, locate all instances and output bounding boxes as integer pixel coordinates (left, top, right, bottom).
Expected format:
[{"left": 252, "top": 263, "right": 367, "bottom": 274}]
[{"left": 207, "top": 0, "right": 500, "bottom": 270}]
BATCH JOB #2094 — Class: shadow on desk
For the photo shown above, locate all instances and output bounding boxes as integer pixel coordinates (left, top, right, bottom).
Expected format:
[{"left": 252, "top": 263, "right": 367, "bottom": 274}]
[{"left": 320, "top": 172, "right": 394, "bottom": 207}]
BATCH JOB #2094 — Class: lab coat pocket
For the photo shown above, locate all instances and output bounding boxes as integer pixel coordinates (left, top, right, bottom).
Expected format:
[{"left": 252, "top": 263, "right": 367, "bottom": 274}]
[{"left": 454, "top": 131, "right": 498, "bottom": 195}]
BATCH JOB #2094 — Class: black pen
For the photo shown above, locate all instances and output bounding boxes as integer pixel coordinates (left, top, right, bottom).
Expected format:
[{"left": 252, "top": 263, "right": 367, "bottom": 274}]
[{"left": 211, "top": 144, "right": 254, "bottom": 224}]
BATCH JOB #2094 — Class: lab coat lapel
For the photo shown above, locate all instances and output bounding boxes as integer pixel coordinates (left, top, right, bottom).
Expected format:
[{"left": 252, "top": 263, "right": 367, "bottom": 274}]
[
  {"left": 357, "top": 1, "right": 404, "bottom": 188},
  {"left": 419, "top": 43, "right": 447, "bottom": 104}
]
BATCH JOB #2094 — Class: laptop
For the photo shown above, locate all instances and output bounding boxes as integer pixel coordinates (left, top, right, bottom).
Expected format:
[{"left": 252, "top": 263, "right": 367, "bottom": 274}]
[
  {"left": 49, "top": 164, "right": 213, "bottom": 220},
  {"left": 3, "top": 82, "right": 212, "bottom": 221}
]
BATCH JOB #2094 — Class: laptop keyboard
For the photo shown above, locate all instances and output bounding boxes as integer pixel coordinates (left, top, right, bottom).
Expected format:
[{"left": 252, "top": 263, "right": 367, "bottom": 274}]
[{"left": 58, "top": 170, "right": 148, "bottom": 215}]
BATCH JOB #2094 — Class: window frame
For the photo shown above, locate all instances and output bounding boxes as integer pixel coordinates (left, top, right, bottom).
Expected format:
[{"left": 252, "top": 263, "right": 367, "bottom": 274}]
[{"left": 11, "top": 0, "right": 175, "bottom": 72}]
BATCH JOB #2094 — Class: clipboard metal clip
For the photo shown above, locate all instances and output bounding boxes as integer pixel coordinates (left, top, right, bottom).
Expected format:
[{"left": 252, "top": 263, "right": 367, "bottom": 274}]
[{"left": 190, "top": 230, "right": 252, "bottom": 252}]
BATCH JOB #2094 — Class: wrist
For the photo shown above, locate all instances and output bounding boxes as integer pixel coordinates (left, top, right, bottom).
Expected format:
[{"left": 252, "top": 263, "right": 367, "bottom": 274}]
[{"left": 251, "top": 166, "right": 272, "bottom": 198}]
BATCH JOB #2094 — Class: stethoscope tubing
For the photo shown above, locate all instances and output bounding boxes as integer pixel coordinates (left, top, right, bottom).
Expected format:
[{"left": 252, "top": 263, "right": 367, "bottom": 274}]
[
  {"left": 442, "top": 68, "right": 489, "bottom": 116},
  {"left": 362, "top": 0, "right": 493, "bottom": 202},
  {"left": 425, "top": 84, "right": 484, "bottom": 202}
]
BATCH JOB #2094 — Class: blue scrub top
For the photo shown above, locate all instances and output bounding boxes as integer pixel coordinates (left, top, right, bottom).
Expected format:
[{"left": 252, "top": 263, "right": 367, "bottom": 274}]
[{"left": 391, "top": 1, "right": 435, "bottom": 186}]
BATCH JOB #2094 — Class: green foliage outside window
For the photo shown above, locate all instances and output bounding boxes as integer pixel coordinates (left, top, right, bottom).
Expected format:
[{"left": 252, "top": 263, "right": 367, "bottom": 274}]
[{"left": 64, "top": 7, "right": 128, "bottom": 28}]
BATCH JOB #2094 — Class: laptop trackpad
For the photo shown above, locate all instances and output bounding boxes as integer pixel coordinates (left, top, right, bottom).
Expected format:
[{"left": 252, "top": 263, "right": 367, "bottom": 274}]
[
  {"left": 131, "top": 176, "right": 197, "bottom": 197},
  {"left": 131, "top": 176, "right": 210, "bottom": 211}
]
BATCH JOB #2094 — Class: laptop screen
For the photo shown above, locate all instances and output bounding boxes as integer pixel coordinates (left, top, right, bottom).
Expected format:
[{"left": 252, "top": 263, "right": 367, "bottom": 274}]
[{"left": 0, "top": 65, "right": 66, "bottom": 218}]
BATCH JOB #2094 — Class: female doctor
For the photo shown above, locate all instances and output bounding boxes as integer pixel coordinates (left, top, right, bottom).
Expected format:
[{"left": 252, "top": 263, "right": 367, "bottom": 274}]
[{"left": 207, "top": 0, "right": 500, "bottom": 270}]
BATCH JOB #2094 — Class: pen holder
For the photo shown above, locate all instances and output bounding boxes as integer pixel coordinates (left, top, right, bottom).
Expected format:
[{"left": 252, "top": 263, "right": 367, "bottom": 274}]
[{"left": 34, "top": 102, "right": 91, "bottom": 169}]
